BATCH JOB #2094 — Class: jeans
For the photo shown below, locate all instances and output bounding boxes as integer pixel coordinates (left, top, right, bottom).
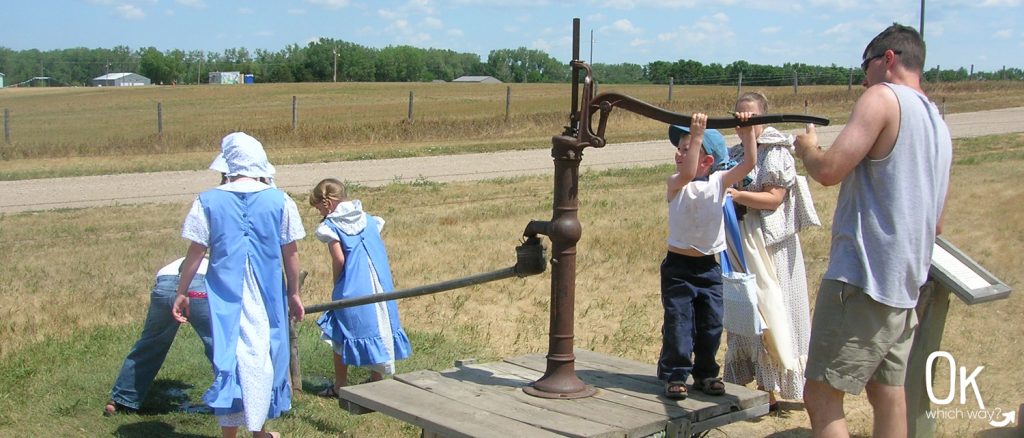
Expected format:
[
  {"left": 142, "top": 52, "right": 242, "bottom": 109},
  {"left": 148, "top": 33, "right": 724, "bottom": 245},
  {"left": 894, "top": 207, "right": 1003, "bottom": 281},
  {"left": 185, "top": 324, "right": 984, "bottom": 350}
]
[
  {"left": 110, "top": 274, "right": 214, "bottom": 409},
  {"left": 658, "top": 252, "right": 724, "bottom": 383}
]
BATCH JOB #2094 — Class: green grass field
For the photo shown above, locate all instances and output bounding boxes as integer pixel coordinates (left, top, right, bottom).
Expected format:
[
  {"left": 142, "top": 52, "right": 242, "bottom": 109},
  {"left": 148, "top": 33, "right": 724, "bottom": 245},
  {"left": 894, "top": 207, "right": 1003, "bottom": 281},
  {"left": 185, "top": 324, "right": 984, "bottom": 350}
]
[{"left": 0, "top": 82, "right": 1022, "bottom": 436}]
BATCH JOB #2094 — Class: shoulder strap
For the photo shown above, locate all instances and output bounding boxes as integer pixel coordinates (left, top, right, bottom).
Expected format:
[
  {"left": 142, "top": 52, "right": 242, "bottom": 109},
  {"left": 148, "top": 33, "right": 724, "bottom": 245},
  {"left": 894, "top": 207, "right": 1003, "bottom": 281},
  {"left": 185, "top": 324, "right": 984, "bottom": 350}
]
[{"left": 722, "top": 195, "right": 748, "bottom": 273}]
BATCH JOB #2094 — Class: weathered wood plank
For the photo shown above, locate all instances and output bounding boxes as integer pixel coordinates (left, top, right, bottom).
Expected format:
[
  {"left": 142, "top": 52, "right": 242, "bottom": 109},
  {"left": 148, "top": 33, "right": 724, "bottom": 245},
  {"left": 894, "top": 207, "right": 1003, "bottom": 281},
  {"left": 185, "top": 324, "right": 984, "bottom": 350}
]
[
  {"left": 499, "top": 352, "right": 700, "bottom": 417},
  {"left": 507, "top": 350, "right": 768, "bottom": 422},
  {"left": 335, "top": 379, "right": 562, "bottom": 438},
  {"left": 466, "top": 361, "right": 680, "bottom": 438},
  {"left": 505, "top": 353, "right": 728, "bottom": 423},
  {"left": 396, "top": 369, "right": 626, "bottom": 438},
  {"left": 571, "top": 349, "right": 767, "bottom": 411}
]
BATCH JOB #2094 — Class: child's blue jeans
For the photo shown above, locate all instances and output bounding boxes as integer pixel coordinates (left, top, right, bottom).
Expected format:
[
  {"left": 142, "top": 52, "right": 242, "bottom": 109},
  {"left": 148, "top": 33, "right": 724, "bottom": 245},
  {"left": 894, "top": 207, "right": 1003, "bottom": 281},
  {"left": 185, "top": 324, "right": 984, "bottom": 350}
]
[
  {"left": 109, "top": 274, "right": 214, "bottom": 410},
  {"left": 658, "top": 252, "right": 724, "bottom": 384}
]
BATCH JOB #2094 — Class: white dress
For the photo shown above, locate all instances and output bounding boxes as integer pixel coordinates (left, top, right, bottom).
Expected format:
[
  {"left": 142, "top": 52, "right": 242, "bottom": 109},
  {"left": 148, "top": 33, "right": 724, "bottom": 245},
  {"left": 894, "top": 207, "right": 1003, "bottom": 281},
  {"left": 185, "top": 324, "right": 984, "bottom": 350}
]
[
  {"left": 182, "top": 179, "right": 305, "bottom": 430},
  {"left": 723, "top": 136, "right": 812, "bottom": 401}
]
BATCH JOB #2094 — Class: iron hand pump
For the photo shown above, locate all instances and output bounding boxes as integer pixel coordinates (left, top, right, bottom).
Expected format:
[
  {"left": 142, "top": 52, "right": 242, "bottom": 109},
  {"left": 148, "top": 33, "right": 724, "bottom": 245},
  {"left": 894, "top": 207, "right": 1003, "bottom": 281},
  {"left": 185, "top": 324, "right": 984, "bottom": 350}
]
[{"left": 522, "top": 18, "right": 829, "bottom": 399}]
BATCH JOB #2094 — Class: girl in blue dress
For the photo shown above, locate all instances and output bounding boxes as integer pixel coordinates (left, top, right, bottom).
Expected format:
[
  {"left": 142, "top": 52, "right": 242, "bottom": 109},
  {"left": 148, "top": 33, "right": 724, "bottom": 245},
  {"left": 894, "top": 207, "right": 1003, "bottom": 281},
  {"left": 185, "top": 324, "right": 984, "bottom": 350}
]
[
  {"left": 310, "top": 178, "right": 412, "bottom": 397},
  {"left": 172, "top": 132, "right": 305, "bottom": 438}
]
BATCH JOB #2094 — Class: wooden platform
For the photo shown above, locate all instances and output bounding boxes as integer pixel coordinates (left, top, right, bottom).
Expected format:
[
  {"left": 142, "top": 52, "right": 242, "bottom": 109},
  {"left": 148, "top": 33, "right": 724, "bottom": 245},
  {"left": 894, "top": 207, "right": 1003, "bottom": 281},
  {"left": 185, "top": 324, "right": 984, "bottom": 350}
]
[{"left": 336, "top": 349, "right": 769, "bottom": 437}]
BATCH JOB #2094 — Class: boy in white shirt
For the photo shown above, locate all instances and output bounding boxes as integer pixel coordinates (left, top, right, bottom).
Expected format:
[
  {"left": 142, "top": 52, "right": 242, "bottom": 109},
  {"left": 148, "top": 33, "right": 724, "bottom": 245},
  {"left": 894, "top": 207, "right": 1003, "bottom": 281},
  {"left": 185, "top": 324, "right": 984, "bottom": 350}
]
[{"left": 659, "top": 112, "right": 756, "bottom": 399}]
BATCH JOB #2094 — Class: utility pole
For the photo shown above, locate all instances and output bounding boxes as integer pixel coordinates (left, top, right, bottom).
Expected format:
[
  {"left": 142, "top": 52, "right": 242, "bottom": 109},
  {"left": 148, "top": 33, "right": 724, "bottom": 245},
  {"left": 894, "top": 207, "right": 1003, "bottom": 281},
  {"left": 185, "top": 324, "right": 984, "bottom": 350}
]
[
  {"left": 589, "top": 29, "right": 595, "bottom": 65},
  {"left": 333, "top": 47, "right": 338, "bottom": 82},
  {"left": 920, "top": 0, "right": 925, "bottom": 38}
]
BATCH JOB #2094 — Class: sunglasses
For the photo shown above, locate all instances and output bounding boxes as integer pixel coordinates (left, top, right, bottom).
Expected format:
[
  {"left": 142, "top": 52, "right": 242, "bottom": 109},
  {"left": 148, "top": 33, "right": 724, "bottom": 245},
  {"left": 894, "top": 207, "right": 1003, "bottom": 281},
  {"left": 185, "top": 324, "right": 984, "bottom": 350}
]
[{"left": 861, "top": 49, "right": 902, "bottom": 72}]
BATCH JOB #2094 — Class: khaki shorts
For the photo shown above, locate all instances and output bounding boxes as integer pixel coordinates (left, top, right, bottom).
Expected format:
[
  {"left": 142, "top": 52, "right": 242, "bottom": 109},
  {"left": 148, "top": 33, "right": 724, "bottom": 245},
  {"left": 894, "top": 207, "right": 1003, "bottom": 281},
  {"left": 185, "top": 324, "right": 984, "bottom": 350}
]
[{"left": 805, "top": 280, "right": 918, "bottom": 395}]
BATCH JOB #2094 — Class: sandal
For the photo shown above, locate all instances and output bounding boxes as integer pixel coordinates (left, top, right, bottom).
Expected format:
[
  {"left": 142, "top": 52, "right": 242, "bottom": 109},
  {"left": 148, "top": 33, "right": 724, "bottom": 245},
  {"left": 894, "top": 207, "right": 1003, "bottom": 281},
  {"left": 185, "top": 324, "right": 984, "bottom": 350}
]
[
  {"left": 693, "top": 377, "right": 726, "bottom": 396},
  {"left": 317, "top": 385, "right": 339, "bottom": 398},
  {"left": 664, "top": 382, "right": 688, "bottom": 400}
]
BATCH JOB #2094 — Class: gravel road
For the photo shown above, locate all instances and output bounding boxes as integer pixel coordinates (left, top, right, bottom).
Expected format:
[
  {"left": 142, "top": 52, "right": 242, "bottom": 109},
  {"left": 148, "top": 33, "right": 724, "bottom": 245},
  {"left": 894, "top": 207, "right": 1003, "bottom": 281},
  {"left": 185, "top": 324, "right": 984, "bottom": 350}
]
[{"left": 2, "top": 106, "right": 1022, "bottom": 214}]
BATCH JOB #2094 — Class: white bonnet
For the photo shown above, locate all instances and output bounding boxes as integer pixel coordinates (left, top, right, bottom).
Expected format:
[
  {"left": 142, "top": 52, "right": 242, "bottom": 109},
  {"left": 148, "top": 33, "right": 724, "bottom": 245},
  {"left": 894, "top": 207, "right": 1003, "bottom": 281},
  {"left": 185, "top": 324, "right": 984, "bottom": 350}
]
[{"left": 219, "top": 132, "right": 275, "bottom": 179}]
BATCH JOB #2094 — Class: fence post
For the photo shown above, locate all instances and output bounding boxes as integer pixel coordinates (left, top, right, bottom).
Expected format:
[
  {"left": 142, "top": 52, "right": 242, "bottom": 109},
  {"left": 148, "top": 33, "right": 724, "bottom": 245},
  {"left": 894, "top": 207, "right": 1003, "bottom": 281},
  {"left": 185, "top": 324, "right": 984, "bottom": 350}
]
[
  {"left": 407, "top": 91, "right": 414, "bottom": 123},
  {"left": 736, "top": 72, "right": 743, "bottom": 99},
  {"left": 4, "top": 108, "right": 10, "bottom": 144},
  {"left": 505, "top": 86, "right": 511, "bottom": 121},
  {"left": 157, "top": 102, "right": 163, "bottom": 137},
  {"left": 804, "top": 99, "right": 809, "bottom": 115},
  {"left": 941, "top": 97, "right": 946, "bottom": 119},
  {"left": 848, "top": 68, "right": 853, "bottom": 91},
  {"left": 668, "top": 76, "right": 673, "bottom": 102},
  {"left": 793, "top": 71, "right": 798, "bottom": 94},
  {"left": 292, "top": 96, "right": 298, "bottom": 131}
]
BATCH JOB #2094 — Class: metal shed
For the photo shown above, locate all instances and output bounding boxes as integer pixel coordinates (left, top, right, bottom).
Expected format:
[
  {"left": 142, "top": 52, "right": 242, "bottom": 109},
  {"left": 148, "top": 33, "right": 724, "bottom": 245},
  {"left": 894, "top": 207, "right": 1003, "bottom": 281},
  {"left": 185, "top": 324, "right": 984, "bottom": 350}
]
[
  {"left": 92, "top": 72, "right": 151, "bottom": 87},
  {"left": 452, "top": 75, "right": 502, "bottom": 84}
]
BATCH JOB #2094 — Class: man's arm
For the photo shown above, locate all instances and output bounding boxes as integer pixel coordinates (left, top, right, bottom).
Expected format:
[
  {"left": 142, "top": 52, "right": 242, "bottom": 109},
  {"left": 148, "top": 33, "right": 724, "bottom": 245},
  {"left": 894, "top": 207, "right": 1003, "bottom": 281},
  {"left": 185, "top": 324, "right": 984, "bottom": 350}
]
[{"left": 795, "top": 84, "right": 898, "bottom": 186}]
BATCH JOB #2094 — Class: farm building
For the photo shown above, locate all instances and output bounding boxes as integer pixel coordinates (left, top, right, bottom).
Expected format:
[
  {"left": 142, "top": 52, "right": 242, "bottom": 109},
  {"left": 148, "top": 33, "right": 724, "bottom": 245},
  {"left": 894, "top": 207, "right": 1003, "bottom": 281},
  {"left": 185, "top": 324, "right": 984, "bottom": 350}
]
[
  {"left": 452, "top": 75, "right": 502, "bottom": 84},
  {"left": 92, "top": 72, "right": 151, "bottom": 87},
  {"left": 209, "top": 71, "right": 242, "bottom": 84},
  {"left": 0, "top": 72, "right": 4, "bottom": 88}
]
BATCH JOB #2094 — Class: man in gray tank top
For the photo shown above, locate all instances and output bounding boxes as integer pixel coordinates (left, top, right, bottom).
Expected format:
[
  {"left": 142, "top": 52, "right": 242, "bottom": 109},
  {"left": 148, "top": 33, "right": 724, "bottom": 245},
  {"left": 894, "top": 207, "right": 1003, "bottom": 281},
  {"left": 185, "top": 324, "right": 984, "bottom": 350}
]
[{"left": 793, "top": 24, "right": 952, "bottom": 438}]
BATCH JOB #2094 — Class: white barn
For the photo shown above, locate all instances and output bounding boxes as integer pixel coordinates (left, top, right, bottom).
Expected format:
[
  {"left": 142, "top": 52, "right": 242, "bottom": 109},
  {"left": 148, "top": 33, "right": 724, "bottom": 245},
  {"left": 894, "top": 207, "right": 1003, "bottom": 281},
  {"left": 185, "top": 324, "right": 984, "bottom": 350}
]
[
  {"left": 92, "top": 72, "right": 151, "bottom": 87},
  {"left": 452, "top": 75, "right": 502, "bottom": 84}
]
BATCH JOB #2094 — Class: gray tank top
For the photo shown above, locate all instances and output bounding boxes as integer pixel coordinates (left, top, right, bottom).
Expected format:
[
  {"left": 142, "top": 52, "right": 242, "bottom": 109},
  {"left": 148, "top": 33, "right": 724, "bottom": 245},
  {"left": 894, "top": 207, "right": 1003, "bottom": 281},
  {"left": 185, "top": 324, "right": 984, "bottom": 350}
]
[{"left": 824, "top": 83, "right": 952, "bottom": 308}]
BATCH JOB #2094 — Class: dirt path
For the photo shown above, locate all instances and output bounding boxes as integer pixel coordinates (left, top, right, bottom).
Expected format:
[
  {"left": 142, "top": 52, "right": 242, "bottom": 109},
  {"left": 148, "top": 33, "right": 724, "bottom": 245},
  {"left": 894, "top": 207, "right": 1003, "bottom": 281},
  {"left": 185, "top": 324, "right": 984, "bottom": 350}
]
[{"left": 2, "top": 107, "right": 1023, "bottom": 214}]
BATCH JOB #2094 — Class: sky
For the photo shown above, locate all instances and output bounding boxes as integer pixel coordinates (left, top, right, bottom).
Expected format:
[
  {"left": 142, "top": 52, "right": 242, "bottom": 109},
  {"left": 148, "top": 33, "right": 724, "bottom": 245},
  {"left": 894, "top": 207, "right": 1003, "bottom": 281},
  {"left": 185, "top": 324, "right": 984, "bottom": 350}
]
[{"left": 4, "top": 0, "right": 1022, "bottom": 73}]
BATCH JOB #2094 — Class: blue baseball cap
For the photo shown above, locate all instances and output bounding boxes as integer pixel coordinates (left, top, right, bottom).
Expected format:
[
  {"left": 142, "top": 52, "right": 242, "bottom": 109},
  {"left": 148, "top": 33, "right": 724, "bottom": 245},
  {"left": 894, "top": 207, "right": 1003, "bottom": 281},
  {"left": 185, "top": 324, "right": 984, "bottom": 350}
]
[{"left": 668, "top": 125, "right": 730, "bottom": 170}]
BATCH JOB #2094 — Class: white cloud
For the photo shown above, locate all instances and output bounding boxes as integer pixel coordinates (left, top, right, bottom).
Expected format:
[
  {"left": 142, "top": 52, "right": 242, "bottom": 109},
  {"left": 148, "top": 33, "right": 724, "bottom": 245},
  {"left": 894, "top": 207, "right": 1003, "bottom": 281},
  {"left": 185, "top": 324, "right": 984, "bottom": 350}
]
[
  {"left": 978, "top": 0, "right": 1020, "bottom": 5},
  {"left": 657, "top": 32, "right": 676, "bottom": 42},
  {"left": 447, "top": 29, "right": 464, "bottom": 37},
  {"left": 307, "top": 0, "right": 350, "bottom": 9},
  {"left": 412, "top": 32, "right": 432, "bottom": 43},
  {"left": 115, "top": 4, "right": 145, "bottom": 19},
  {"left": 630, "top": 37, "right": 652, "bottom": 48},
  {"left": 423, "top": 17, "right": 443, "bottom": 29},
  {"left": 238, "top": 7, "right": 254, "bottom": 15},
  {"left": 602, "top": 0, "right": 636, "bottom": 8},
  {"left": 406, "top": 0, "right": 435, "bottom": 15},
  {"left": 287, "top": 9, "right": 306, "bottom": 15},
  {"left": 823, "top": 22, "right": 857, "bottom": 36},
  {"left": 808, "top": 0, "right": 862, "bottom": 9},
  {"left": 587, "top": 13, "right": 605, "bottom": 23},
  {"left": 761, "top": 26, "right": 781, "bottom": 34},
  {"left": 610, "top": 19, "right": 642, "bottom": 34},
  {"left": 175, "top": 0, "right": 206, "bottom": 9},
  {"left": 532, "top": 38, "right": 553, "bottom": 52},
  {"left": 390, "top": 19, "right": 410, "bottom": 31},
  {"left": 993, "top": 29, "right": 1013, "bottom": 38}
]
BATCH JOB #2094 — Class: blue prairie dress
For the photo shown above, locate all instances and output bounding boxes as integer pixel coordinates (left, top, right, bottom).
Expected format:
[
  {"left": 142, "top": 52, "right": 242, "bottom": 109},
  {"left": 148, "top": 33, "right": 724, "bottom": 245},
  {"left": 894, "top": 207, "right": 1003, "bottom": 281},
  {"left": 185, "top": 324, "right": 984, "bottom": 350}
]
[
  {"left": 182, "top": 179, "right": 305, "bottom": 430},
  {"left": 315, "top": 200, "right": 412, "bottom": 374}
]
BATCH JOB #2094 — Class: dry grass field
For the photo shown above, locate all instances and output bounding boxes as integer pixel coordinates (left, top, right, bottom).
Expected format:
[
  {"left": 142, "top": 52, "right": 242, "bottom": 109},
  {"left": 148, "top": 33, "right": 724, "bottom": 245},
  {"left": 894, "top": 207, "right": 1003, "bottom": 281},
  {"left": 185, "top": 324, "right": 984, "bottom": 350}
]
[
  {"left": 2, "top": 81, "right": 1022, "bottom": 180},
  {"left": 1, "top": 130, "right": 1021, "bottom": 436},
  {"left": 0, "top": 81, "right": 1022, "bottom": 436}
]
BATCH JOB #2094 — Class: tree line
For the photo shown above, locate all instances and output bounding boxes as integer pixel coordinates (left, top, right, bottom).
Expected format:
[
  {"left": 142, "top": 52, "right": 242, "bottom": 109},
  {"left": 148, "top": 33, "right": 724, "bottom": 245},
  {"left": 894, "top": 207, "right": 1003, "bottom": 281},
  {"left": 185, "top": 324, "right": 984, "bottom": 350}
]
[{"left": 1, "top": 38, "right": 1020, "bottom": 87}]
